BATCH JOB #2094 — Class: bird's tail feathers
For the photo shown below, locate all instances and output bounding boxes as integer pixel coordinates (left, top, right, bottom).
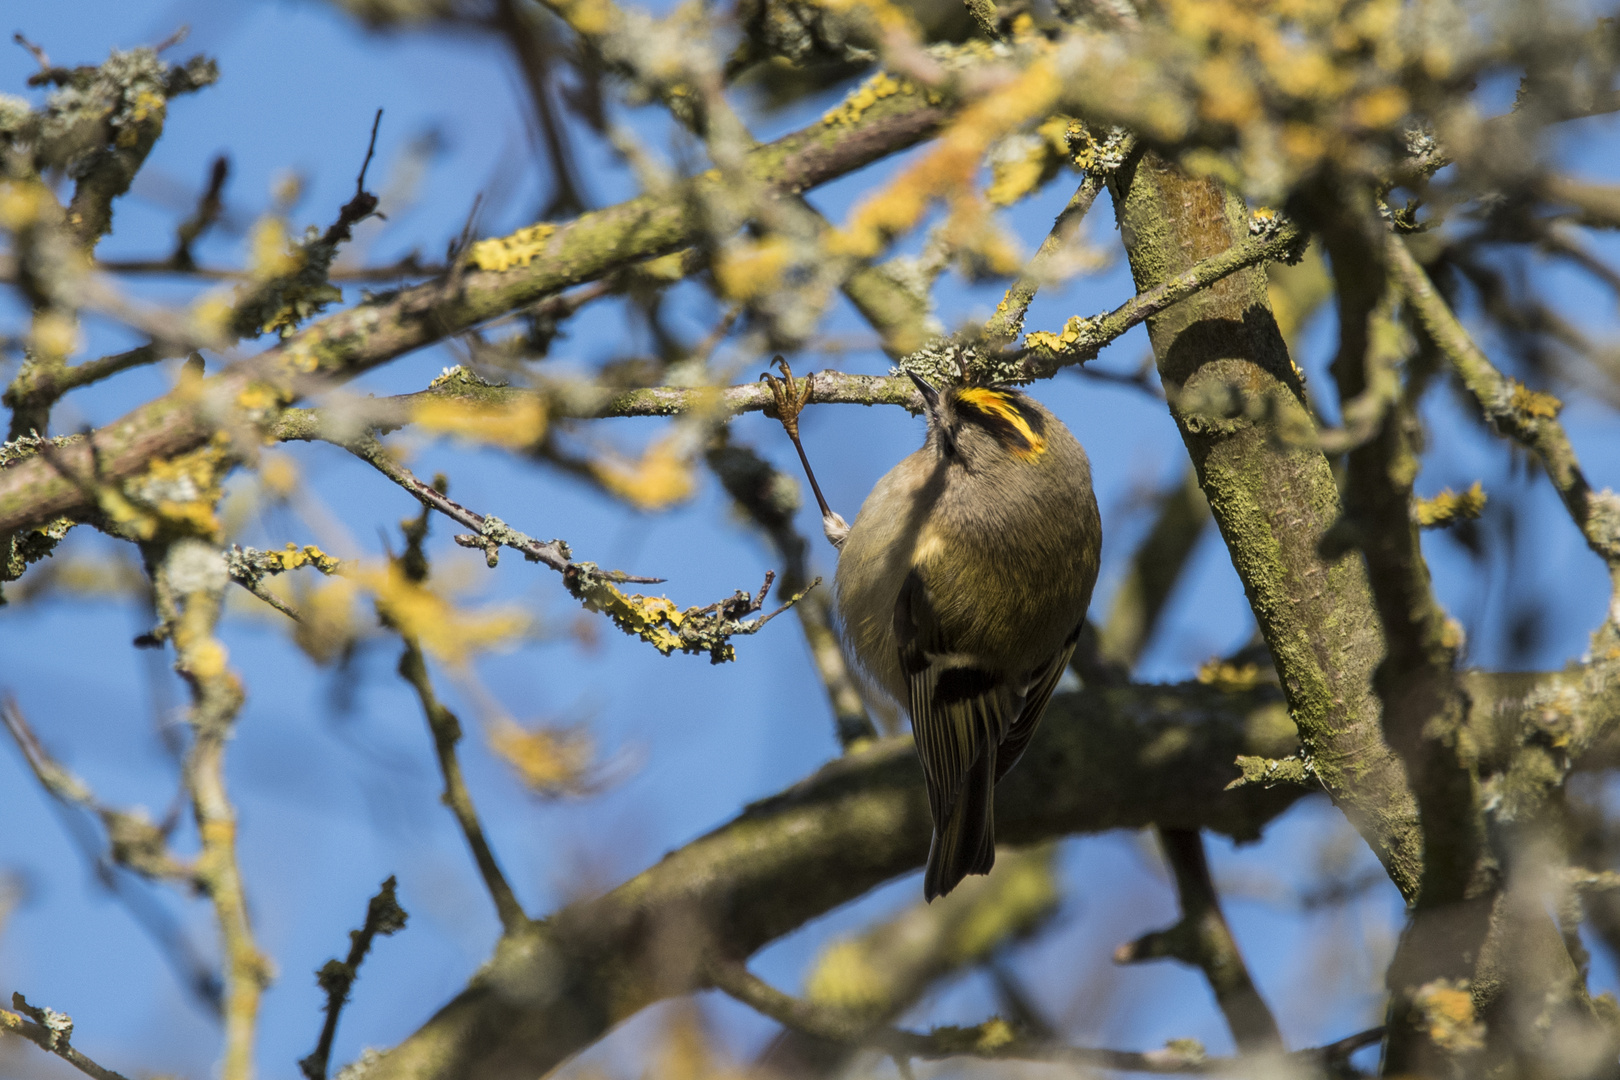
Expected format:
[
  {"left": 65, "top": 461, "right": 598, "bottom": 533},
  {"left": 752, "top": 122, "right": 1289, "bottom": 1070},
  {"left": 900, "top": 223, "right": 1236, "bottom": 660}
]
[{"left": 923, "top": 746, "right": 996, "bottom": 901}]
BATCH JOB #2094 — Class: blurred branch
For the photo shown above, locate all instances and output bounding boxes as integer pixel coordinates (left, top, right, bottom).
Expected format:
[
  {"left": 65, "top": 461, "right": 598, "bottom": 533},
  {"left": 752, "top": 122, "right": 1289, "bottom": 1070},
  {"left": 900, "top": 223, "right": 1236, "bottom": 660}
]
[
  {"left": 759, "top": 845, "right": 1060, "bottom": 1078},
  {"left": 158, "top": 540, "right": 268, "bottom": 1080},
  {"left": 1116, "top": 828, "right": 1283, "bottom": 1052},
  {"left": 1, "top": 994, "right": 133, "bottom": 1080},
  {"left": 90, "top": 254, "right": 451, "bottom": 282},
  {"left": 1544, "top": 174, "right": 1620, "bottom": 230},
  {"left": 0, "top": 75, "right": 953, "bottom": 537},
  {"left": 299, "top": 876, "right": 409, "bottom": 1080},
  {"left": 711, "top": 958, "right": 1379, "bottom": 1073},
  {"left": 363, "top": 680, "right": 1308, "bottom": 1080},
  {"left": 1388, "top": 231, "right": 1620, "bottom": 577},
  {"left": 1, "top": 696, "right": 195, "bottom": 884},
  {"left": 707, "top": 437, "right": 876, "bottom": 748},
  {"left": 1096, "top": 467, "right": 1208, "bottom": 671}
]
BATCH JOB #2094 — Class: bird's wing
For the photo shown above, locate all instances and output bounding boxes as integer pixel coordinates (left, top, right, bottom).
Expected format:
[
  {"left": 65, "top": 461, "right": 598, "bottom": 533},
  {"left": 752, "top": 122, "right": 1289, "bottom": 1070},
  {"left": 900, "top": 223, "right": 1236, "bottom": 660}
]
[
  {"left": 994, "top": 623, "right": 1081, "bottom": 783},
  {"left": 894, "top": 568, "right": 1020, "bottom": 830}
]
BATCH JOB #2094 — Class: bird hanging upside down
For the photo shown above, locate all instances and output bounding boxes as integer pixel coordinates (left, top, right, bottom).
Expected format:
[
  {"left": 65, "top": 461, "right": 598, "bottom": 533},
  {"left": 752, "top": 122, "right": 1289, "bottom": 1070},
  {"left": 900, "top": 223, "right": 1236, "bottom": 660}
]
[{"left": 764, "top": 357, "right": 1101, "bottom": 900}]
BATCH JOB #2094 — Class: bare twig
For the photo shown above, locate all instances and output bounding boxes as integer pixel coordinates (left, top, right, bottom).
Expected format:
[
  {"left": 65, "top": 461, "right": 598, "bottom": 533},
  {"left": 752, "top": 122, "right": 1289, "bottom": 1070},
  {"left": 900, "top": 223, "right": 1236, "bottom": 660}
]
[
  {"left": 1116, "top": 828, "right": 1283, "bottom": 1052},
  {"left": 299, "top": 877, "right": 409, "bottom": 1080},
  {"left": 983, "top": 171, "right": 1109, "bottom": 346},
  {"left": 399, "top": 641, "right": 530, "bottom": 933},
  {"left": 2, "top": 995, "right": 133, "bottom": 1080}
]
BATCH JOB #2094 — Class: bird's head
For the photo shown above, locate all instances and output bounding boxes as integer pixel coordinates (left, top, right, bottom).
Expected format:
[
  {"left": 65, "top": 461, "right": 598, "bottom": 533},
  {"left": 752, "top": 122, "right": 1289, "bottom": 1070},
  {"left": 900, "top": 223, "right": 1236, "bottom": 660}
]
[{"left": 905, "top": 370, "right": 1050, "bottom": 471}]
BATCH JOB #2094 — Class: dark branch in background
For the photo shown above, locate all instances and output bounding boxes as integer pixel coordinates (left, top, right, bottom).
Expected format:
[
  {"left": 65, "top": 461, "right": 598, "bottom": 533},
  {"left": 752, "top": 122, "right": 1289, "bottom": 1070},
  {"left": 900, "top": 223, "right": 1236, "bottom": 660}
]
[
  {"left": 173, "top": 156, "right": 230, "bottom": 270},
  {"left": 298, "top": 877, "right": 409, "bottom": 1080},
  {"left": 362, "top": 680, "right": 1308, "bottom": 1080},
  {"left": 0, "top": 696, "right": 224, "bottom": 1014},
  {"left": 491, "top": 0, "right": 588, "bottom": 219},
  {"left": 710, "top": 958, "right": 1379, "bottom": 1074},
  {"left": 322, "top": 109, "right": 385, "bottom": 248},
  {"left": 1094, "top": 467, "right": 1209, "bottom": 673},
  {"left": 1, "top": 993, "right": 133, "bottom": 1080},
  {"left": 758, "top": 845, "right": 1061, "bottom": 1079},
  {"left": 387, "top": 490, "right": 531, "bottom": 933},
  {"left": 1116, "top": 828, "right": 1283, "bottom": 1053}
]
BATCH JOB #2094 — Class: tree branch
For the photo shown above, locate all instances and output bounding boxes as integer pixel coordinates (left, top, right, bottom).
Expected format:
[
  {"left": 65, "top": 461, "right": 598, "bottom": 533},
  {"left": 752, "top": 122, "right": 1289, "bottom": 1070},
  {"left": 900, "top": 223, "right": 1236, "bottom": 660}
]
[
  {"left": 0, "top": 75, "right": 953, "bottom": 537},
  {"left": 2, "top": 995, "right": 133, "bottom": 1080},
  {"left": 1109, "top": 149, "right": 1422, "bottom": 901},
  {"left": 360, "top": 680, "right": 1306, "bottom": 1080},
  {"left": 1116, "top": 828, "right": 1283, "bottom": 1052}
]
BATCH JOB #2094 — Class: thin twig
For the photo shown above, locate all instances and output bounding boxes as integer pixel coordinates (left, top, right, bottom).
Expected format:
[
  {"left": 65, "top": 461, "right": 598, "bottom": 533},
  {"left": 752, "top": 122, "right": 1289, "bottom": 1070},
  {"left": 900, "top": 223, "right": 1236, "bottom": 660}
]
[
  {"left": 1117, "top": 828, "right": 1283, "bottom": 1052},
  {"left": 398, "top": 640, "right": 530, "bottom": 934},
  {"left": 2, "top": 996, "right": 133, "bottom": 1080},
  {"left": 1387, "top": 231, "right": 1620, "bottom": 573},
  {"left": 983, "top": 171, "right": 1109, "bottom": 346},
  {"left": 298, "top": 877, "right": 409, "bottom": 1080},
  {"left": 338, "top": 433, "right": 657, "bottom": 580}
]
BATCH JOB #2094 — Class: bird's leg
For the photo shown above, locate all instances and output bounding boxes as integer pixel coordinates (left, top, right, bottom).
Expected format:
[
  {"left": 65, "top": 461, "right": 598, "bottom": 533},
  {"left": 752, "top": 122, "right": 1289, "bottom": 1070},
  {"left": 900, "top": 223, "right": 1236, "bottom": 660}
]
[{"left": 761, "top": 355, "right": 850, "bottom": 548}]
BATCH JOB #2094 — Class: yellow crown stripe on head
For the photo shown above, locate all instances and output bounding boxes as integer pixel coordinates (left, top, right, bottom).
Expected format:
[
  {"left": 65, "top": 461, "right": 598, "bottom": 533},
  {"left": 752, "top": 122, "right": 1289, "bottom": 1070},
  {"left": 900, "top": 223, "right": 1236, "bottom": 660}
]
[{"left": 952, "top": 387, "right": 1047, "bottom": 458}]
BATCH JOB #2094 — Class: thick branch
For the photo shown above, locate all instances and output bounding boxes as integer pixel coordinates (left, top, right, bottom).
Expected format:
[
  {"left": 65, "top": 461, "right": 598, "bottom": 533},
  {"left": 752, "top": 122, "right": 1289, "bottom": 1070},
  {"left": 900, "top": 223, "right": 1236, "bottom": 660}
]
[
  {"left": 361, "top": 681, "right": 1305, "bottom": 1080},
  {"left": 1108, "top": 150, "right": 1421, "bottom": 900}
]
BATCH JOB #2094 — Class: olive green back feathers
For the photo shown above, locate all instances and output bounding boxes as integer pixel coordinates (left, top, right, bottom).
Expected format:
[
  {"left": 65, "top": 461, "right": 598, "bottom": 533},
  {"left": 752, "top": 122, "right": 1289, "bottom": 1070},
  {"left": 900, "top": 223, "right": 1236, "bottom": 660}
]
[{"left": 833, "top": 382, "right": 1101, "bottom": 901}]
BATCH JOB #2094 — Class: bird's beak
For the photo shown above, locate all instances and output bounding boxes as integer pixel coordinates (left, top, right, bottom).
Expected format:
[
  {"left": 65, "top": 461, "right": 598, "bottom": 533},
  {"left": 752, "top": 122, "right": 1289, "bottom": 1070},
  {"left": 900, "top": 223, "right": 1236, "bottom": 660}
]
[{"left": 905, "top": 370, "right": 941, "bottom": 415}]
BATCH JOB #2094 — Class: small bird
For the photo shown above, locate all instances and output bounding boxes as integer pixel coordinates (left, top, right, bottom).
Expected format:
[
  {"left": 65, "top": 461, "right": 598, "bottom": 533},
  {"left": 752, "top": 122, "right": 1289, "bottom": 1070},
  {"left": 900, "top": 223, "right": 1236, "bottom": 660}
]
[{"left": 763, "top": 359, "right": 1101, "bottom": 900}]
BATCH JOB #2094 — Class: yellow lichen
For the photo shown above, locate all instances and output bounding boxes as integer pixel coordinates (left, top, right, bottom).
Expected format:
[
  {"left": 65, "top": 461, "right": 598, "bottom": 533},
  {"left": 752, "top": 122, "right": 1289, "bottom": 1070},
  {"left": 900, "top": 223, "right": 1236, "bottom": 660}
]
[
  {"left": 30, "top": 311, "right": 79, "bottom": 360},
  {"left": 357, "top": 561, "right": 529, "bottom": 667},
  {"left": 832, "top": 55, "right": 1061, "bottom": 259},
  {"left": 468, "top": 222, "right": 560, "bottom": 272},
  {"left": 1024, "top": 313, "right": 1096, "bottom": 359},
  {"left": 713, "top": 237, "right": 794, "bottom": 302},
  {"left": 1197, "top": 659, "right": 1264, "bottom": 692},
  {"left": 249, "top": 217, "right": 304, "bottom": 280},
  {"left": 589, "top": 435, "right": 696, "bottom": 511},
  {"left": 412, "top": 395, "right": 549, "bottom": 450},
  {"left": 0, "top": 179, "right": 48, "bottom": 230},
  {"left": 487, "top": 718, "right": 595, "bottom": 797},
  {"left": 1510, "top": 381, "right": 1562, "bottom": 418},
  {"left": 805, "top": 941, "right": 888, "bottom": 1011},
  {"left": 821, "top": 72, "right": 907, "bottom": 128},
  {"left": 1414, "top": 481, "right": 1487, "bottom": 529},
  {"left": 1413, "top": 978, "right": 1484, "bottom": 1054}
]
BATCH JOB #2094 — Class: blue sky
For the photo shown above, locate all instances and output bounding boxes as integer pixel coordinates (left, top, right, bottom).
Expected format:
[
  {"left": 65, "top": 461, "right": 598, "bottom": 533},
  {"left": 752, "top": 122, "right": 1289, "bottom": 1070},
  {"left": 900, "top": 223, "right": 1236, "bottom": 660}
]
[{"left": 2, "top": 3, "right": 1618, "bottom": 1078}]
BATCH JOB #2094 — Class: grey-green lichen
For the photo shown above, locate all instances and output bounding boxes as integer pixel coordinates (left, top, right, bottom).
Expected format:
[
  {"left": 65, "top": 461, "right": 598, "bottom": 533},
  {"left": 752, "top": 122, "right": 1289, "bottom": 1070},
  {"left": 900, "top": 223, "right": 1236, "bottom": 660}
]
[
  {"left": 1226, "top": 753, "right": 1314, "bottom": 789},
  {"left": 0, "top": 432, "right": 80, "bottom": 468},
  {"left": 2, "top": 515, "right": 76, "bottom": 588}
]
